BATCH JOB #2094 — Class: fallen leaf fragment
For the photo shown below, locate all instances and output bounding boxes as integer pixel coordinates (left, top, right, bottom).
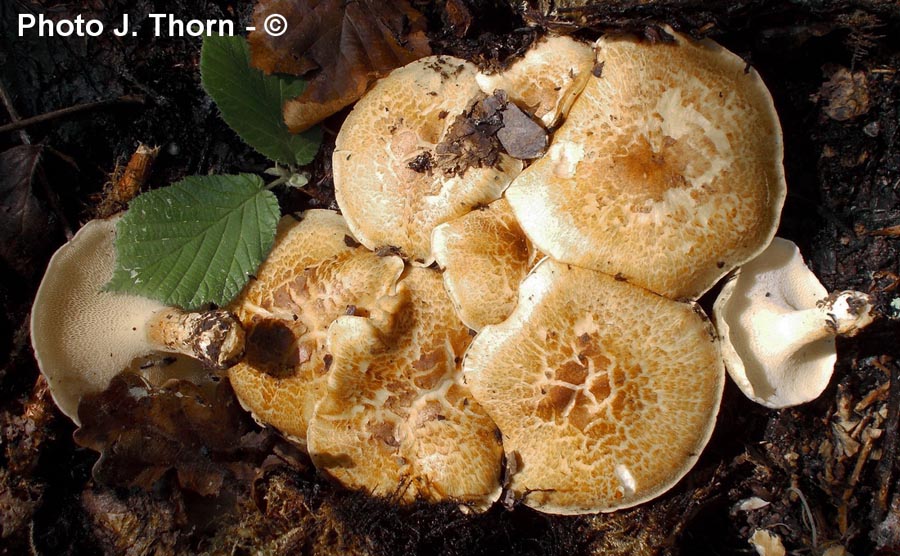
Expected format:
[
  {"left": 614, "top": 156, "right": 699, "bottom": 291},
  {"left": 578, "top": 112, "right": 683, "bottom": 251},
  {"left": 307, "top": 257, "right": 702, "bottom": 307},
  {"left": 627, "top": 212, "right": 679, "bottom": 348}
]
[
  {"left": 74, "top": 373, "right": 259, "bottom": 496},
  {"left": 249, "top": 0, "right": 431, "bottom": 132},
  {"left": 82, "top": 485, "right": 183, "bottom": 556}
]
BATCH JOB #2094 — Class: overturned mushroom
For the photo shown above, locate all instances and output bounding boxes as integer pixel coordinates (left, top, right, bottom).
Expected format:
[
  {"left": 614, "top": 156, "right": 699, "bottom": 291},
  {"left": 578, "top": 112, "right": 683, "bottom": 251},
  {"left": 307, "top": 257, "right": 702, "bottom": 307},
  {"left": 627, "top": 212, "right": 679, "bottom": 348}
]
[
  {"left": 333, "top": 56, "right": 523, "bottom": 265},
  {"left": 228, "top": 210, "right": 404, "bottom": 443},
  {"left": 30, "top": 216, "right": 245, "bottom": 423},
  {"left": 432, "top": 198, "right": 535, "bottom": 331},
  {"left": 463, "top": 258, "right": 724, "bottom": 514},
  {"left": 308, "top": 267, "right": 503, "bottom": 508},
  {"left": 505, "top": 28, "right": 786, "bottom": 299},
  {"left": 713, "top": 237, "right": 876, "bottom": 408}
]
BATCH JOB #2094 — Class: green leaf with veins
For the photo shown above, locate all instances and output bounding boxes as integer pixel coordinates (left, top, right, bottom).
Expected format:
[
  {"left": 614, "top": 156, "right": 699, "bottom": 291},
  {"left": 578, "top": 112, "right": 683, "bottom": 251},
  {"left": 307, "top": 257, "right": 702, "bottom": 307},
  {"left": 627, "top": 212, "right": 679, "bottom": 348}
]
[
  {"left": 106, "top": 174, "right": 280, "bottom": 310},
  {"left": 201, "top": 34, "right": 321, "bottom": 166}
]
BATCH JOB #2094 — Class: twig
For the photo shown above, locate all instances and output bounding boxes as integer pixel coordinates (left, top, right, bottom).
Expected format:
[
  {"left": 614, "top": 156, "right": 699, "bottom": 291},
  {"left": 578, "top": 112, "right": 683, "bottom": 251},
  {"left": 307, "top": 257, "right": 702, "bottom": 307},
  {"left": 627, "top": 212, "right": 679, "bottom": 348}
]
[
  {"left": 874, "top": 360, "right": 900, "bottom": 519},
  {"left": 0, "top": 79, "right": 30, "bottom": 144},
  {"left": 0, "top": 79, "right": 74, "bottom": 238},
  {"left": 0, "top": 94, "right": 146, "bottom": 134}
]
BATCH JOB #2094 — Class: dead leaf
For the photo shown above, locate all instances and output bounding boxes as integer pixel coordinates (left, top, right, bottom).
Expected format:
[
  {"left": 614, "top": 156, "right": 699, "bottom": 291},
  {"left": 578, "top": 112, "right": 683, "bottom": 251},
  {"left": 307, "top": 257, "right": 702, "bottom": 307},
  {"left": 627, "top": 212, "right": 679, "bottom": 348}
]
[
  {"left": 82, "top": 486, "right": 184, "bottom": 556},
  {"left": 0, "top": 145, "right": 55, "bottom": 277},
  {"left": 248, "top": 0, "right": 431, "bottom": 132},
  {"left": 497, "top": 101, "right": 548, "bottom": 159},
  {"left": 74, "top": 373, "right": 263, "bottom": 497},
  {"left": 816, "top": 66, "right": 870, "bottom": 121}
]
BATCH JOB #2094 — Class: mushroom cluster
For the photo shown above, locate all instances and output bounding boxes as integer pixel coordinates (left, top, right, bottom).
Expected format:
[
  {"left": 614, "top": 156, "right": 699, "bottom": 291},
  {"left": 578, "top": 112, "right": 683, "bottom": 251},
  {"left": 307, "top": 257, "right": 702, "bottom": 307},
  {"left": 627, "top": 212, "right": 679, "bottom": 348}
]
[
  {"left": 226, "top": 28, "right": 790, "bottom": 515},
  {"left": 36, "top": 27, "right": 870, "bottom": 517}
]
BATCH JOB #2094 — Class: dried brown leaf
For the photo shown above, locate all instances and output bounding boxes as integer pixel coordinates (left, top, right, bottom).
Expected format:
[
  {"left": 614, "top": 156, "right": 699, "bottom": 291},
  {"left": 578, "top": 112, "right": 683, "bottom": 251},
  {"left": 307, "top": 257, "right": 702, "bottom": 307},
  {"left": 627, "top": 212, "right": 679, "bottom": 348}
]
[
  {"left": 248, "top": 0, "right": 431, "bottom": 132},
  {"left": 74, "top": 373, "right": 262, "bottom": 497},
  {"left": 0, "top": 145, "right": 55, "bottom": 277},
  {"left": 82, "top": 486, "right": 184, "bottom": 556}
]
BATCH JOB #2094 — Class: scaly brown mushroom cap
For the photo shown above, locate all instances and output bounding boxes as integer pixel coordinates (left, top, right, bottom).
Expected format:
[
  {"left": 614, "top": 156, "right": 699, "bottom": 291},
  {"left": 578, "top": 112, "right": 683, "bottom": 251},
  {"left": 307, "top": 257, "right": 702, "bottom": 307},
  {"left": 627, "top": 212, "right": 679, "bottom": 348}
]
[
  {"left": 432, "top": 198, "right": 534, "bottom": 331},
  {"left": 505, "top": 29, "right": 786, "bottom": 299},
  {"left": 308, "top": 267, "right": 503, "bottom": 509},
  {"left": 228, "top": 211, "right": 404, "bottom": 442},
  {"left": 463, "top": 259, "right": 724, "bottom": 514},
  {"left": 333, "top": 56, "right": 523, "bottom": 265},
  {"left": 475, "top": 35, "right": 594, "bottom": 128}
]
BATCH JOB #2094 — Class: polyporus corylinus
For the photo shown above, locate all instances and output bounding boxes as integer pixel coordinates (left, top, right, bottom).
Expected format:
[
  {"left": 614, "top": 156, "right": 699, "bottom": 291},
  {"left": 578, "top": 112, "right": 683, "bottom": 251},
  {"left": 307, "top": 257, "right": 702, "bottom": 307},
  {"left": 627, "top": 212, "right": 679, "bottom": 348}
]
[
  {"left": 30, "top": 216, "right": 245, "bottom": 423},
  {"left": 713, "top": 237, "right": 876, "bottom": 408},
  {"left": 463, "top": 259, "right": 724, "bottom": 514},
  {"left": 431, "top": 198, "right": 536, "bottom": 331},
  {"left": 333, "top": 55, "right": 523, "bottom": 265},
  {"left": 308, "top": 267, "right": 503, "bottom": 508},
  {"left": 475, "top": 35, "right": 594, "bottom": 129},
  {"left": 505, "top": 28, "right": 786, "bottom": 300},
  {"left": 228, "top": 210, "right": 404, "bottom": 443}
]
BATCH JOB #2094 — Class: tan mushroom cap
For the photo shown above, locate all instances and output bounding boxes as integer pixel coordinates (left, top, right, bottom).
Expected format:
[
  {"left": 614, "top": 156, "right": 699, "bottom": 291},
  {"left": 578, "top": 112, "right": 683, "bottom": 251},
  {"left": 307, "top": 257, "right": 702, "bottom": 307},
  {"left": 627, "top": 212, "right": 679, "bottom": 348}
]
[
  {"left": 308, "top": 267, "right": 503, "bottom": 508},
  {"left": 432, "top": 198, "right": 534, "bottom": 331},
  {"left": 30, "top": 217, "right": 210, "bottom": 423},
  {"left": 505, "top": 29, "right": 786, "bottom": 299},
  {"left": 463, "top": 259, "right": 724, "bottom": 514},
  {"left": 228, "top": 211, "right": 404, "bottom": 442},
  {"left": 333, "top": 56, "right": 523, "bottom": 265},
  {"left": 476, "top": 35, "right": 595, "bottom": 128}
]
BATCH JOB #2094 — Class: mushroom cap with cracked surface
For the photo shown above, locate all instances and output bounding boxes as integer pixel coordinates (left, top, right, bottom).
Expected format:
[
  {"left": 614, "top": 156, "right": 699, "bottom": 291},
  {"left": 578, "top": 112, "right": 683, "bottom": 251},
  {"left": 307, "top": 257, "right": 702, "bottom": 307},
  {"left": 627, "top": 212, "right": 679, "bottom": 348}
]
[
  {"left": 463, "top": 259, "right": 724, "bottom": 514},
  {"left": 432, "top": 197, "right": 535, "bottom": 331},
  {"left": 228, "top": 211, "right": 404, "bottom": 443},
  {"left": 505, "top": 29, "right": 785, "bottom": 299},
  {"left": 308, "top": 267, "right": 503, "bottom": 508},
  {"left": 333, "top": 55, "right": 523, "bottom": 265}
]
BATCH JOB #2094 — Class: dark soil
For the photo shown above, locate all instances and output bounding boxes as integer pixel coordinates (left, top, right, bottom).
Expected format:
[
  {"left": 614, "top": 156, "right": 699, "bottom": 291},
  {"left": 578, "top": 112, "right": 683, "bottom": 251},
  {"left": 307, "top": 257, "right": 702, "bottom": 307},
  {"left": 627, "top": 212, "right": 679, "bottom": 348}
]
[{"left": 2, "top": 1, "right": 900, "bottom": 555}]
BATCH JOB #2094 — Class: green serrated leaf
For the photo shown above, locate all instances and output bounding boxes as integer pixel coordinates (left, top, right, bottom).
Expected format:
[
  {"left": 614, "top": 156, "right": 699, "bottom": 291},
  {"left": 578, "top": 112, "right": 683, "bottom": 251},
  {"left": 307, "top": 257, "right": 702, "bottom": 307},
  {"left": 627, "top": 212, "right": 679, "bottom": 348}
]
[
  {"left": 107, "top": 174, "right": 280, "bottom": 310},
  {"left": 201, "top": 35, "right": 322, "bottom": 166}
]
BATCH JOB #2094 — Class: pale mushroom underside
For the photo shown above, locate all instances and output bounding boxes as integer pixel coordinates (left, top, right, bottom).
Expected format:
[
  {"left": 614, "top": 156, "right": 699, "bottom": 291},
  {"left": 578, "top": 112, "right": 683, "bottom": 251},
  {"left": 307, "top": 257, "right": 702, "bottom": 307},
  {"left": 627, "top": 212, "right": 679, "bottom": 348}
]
[
  {"left": 31, "top": 217, "right": 206, "bottom": 423},
  {"left": 713, "top": 237, "right": 837, "bottom": 408}
]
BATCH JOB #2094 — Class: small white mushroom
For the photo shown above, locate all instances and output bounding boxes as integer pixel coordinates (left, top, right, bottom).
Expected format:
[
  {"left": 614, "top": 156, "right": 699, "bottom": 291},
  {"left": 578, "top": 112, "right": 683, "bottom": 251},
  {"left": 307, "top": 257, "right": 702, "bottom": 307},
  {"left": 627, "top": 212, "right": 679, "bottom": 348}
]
[
  {"left": 30, "top": 216, "right": 245, "bottom": 423},
  {"left": 713, "top": 237, "right": 876, "bottom": 408}
]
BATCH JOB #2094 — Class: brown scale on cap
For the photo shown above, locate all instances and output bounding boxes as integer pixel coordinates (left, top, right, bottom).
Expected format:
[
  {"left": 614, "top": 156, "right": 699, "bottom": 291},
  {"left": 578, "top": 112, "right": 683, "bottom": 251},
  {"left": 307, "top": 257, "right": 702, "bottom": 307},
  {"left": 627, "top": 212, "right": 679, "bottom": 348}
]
[
  {"left": 463, "top": 259, "right": 724, "bottom": 514},
  {"left": 308, "top": 267, "right": 503, "bottom": 509},
  {"left": 505, "top": 29, "right": 786, "bottom": 300},
  {"left": 228, "top": 210, "right": 404, "bottom": 443},
  {"left": 333, "top": 56, "right": 523, "bottom": 266}
]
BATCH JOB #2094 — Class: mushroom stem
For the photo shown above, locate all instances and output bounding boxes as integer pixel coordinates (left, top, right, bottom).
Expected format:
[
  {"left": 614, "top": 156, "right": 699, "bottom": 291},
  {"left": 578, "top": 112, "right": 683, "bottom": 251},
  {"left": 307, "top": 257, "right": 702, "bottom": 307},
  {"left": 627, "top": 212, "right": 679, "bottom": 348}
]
[
  {"left": 754, "top": 291, "right": 876, "bottom": 360},
  {"left": 146, "top": 307, "right": 245, "bottom": 369}
]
